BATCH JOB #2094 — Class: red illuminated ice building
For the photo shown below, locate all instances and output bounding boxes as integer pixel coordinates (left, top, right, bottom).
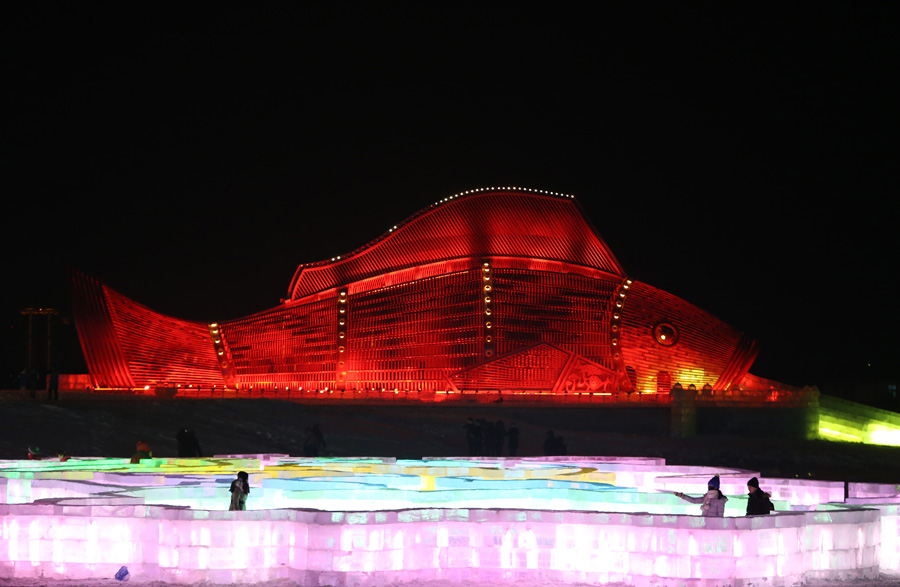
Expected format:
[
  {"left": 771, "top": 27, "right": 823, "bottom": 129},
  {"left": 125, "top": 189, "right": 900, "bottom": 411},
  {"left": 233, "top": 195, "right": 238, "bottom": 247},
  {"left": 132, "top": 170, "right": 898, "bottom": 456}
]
[{"left": 71, "top": 188, "right": 762, "bottom": 399}]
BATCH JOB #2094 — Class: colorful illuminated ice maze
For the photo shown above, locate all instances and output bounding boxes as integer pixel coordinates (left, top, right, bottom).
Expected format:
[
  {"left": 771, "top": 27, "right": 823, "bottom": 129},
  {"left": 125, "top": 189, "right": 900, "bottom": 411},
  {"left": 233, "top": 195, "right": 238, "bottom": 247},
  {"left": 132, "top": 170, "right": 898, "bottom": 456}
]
[{"left": 1, "top": 456, "right": 899, "bottom": 586}]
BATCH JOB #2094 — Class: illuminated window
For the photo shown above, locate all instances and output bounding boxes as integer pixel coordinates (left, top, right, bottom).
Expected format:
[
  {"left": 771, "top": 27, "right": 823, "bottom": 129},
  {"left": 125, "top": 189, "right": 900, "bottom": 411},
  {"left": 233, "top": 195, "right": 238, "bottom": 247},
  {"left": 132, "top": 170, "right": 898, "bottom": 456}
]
[{"left": 653, "top": 322, "right": 678, "bottom": 346}]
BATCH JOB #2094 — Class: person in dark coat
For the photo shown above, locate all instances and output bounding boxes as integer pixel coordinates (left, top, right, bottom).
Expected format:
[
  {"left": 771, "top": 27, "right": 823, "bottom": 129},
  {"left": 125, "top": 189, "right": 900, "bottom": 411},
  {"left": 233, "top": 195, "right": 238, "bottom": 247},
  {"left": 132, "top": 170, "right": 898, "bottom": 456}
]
[
  {"left": 543, "top": 430, "right": 556, "bottom": 456},
  {"left": 27, "top": 369, "right": 38, "bottom": 399},
  {"left": 303, "top": 427, "right": 318, "bottom": 456},
  {"left": 478, "top": 419, "right": 491, "bottom": 456},
  {"left": 176, "top": 429, "right": 203, "bottom": 457},
  {"left": 47, "top": 367, "right": 59, "bottom": 401},
  {"left": 554, "top": 435, "right": 568, "bottom": 456},
  {"left": 483, "top": 420, "right": 496, "bottom": 456},
  {"left": 465, "top": 418, "right": 480, "bottom": 456},
  {"left": 746, "top": 476, "right": 775, "bottom": 515},
  {"left": 507, "top": 423, "right": 520, "bottom": 457},
  {"left": 492, "top": 420, "right": 506, "bottom": 456},
  {"left": 303, "top": 424, "right": 326, "bottom": 457}
]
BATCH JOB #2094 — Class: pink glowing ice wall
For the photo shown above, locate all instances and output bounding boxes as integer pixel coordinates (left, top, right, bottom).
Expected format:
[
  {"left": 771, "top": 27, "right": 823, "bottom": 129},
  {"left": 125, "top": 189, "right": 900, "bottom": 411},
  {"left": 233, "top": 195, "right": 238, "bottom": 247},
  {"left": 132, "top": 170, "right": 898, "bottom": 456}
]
[{"left": 1, "top": 456, "right": 897, "bottom": 586}]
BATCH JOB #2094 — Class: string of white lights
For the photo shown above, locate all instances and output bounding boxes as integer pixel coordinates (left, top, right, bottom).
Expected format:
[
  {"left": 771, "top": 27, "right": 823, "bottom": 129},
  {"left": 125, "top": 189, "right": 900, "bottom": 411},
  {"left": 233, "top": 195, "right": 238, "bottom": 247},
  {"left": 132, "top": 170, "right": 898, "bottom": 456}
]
[{"left": 302, "top": 188, "right": 575, "bottom": 268}]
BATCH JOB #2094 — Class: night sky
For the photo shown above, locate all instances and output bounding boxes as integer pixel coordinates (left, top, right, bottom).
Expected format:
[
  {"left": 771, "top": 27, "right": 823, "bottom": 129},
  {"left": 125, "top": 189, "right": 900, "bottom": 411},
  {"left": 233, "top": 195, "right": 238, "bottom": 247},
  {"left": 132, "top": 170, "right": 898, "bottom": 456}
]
[{"left": 3, "top": 4, "right": 897, "bottom": 398}]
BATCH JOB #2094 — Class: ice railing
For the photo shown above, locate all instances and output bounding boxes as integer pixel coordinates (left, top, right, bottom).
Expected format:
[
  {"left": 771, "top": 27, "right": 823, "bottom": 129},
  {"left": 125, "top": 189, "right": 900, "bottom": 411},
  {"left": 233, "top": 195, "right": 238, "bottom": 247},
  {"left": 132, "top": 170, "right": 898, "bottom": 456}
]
[{"left": 1, "top": 455, "right": 897, "bottom": 586}]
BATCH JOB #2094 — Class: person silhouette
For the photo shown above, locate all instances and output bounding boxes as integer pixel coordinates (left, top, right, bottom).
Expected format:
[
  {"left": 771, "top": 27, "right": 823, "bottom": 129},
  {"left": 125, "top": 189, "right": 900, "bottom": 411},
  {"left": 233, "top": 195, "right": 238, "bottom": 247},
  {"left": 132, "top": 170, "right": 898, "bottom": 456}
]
[
  {"left": 47, "top": 367, "right": 59, "bottom": 401},
  {"left": 543, "top": 430, "right": 556, "bottom": 456},
  {"left": 507, "top": 423, "right": 520, "bottom": 456},
  {"left": 229, "top": 471, "right": 250, "bottom": 510},
  {"left": 176, "top": 429, "right": 203, "bottom": 457},
  {"left": 130, "top": 441, "right": 152, "bottom": 464},
  {"left": 675, "top": 475, "right": 728, "bottom": 517}
]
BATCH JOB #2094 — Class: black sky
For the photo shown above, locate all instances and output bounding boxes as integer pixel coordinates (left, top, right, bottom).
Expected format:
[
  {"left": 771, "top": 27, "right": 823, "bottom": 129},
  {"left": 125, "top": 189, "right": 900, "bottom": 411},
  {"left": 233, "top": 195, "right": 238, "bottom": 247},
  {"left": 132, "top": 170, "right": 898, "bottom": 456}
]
[{"left": 2, "top": 4, "right": 898, "bottom": 394}]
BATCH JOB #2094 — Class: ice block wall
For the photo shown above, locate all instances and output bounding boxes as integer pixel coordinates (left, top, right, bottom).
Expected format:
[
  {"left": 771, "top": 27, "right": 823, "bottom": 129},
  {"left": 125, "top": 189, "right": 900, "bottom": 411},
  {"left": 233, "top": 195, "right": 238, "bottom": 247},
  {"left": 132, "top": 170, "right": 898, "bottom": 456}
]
[
  {"left": 0, "top": 455, "right": 896, "bottom": 586},
  {"left": 819, "top": 394, "right": 900, "bottom": 446}
]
